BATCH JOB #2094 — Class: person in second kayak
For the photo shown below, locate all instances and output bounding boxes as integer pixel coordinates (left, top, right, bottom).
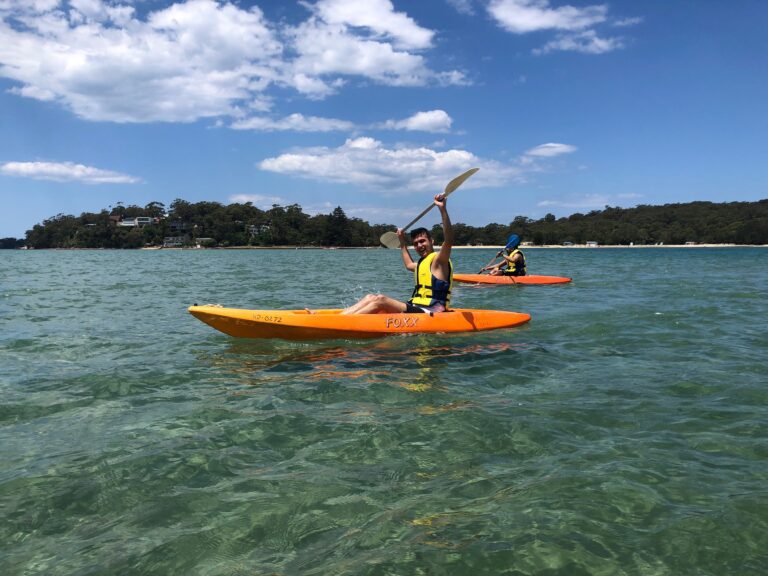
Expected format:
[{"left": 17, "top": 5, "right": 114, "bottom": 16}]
[
  {"left": 484, "top": 234, "right": 527, "bottom": 276},
  {"left": 342, "top": 193, "right": 453, "bottom": 315}
]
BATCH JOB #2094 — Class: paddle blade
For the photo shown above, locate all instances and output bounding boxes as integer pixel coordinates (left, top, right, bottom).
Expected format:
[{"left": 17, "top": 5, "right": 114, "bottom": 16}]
[
  {"left": 380, "top": 231, "right": 401, "bottom": 249},
  {"left": 444, "top": 167, "right": 479, "bottom": 196},
  {"left": 382, "top": 168, "right": 479, "bottom": 248},
  {"left": 505, "top": 233, "right": 521, "bottom": 249}
]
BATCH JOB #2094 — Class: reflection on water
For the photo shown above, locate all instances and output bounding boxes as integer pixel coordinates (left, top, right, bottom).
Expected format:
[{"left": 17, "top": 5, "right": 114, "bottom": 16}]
[{"left": 203, "top": 336, "right": 529, "bottom": 395}]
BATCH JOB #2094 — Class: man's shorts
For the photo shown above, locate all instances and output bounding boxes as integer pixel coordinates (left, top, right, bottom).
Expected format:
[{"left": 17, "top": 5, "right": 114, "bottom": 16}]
[{"left": 405, "top": 301, "right": 447, "bottom": 314}]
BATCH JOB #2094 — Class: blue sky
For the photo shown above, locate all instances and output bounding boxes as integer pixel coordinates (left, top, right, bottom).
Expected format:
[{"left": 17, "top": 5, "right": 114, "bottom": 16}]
[{"left": 1, "top": 0, "right": 766, "bottom": 238}]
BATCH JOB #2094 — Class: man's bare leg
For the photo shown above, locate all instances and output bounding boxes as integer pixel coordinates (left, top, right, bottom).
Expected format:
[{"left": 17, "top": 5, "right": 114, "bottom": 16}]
[{"left": 342, "top": 294, "right": 408, "bottom": 315}]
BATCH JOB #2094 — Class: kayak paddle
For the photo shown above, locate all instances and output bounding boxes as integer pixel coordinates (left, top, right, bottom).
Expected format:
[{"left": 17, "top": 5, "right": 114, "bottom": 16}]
[{"left": 380, "top": 167, "right": 479, "bottom": 249}]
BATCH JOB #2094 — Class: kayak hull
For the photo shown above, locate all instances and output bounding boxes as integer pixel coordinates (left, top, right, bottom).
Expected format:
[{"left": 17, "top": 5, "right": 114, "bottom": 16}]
[
  {"left": 453, "top": 273, "right": 571, "bottom": 285},
  {"left": 188, "top": 305, "right": 531, "bottom": 340}
]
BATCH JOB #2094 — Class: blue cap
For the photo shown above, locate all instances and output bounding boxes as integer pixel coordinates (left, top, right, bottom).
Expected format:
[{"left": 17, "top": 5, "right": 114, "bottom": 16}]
[{"left": 506, "top": 234, "right": 520, "bottom": 250}]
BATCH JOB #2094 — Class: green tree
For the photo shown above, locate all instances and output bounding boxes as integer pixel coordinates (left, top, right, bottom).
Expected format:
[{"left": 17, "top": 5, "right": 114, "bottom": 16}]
[
  {"left": 327, "top": 206, "right": 351, "bottom": 246},
  {"left": 144, "top": 201, "right": 166, "bottom": 217},
  {"left": 0, "top": 237, "right": 24, "bottom": 249}
]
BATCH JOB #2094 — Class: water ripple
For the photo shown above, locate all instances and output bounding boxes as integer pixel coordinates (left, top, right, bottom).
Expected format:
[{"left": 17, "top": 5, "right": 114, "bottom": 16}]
[{"left": 2, "top": 248, "right": 767, "bottom": 574}]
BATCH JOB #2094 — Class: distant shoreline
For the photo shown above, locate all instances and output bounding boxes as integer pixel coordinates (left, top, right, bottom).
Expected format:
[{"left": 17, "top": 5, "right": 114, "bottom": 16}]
[{"left": 14, "top": 243, "right": 767, "bottom": 251}]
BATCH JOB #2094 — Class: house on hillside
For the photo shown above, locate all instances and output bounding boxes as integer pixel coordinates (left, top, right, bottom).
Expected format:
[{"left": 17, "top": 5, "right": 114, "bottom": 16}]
[
  {"left": 248, "top": 224, "right": 271, "bottom": 236},
  {"left": 168, "top": 220, "right": 190, "bottom": 233},
  {"left": 163, "top": 237, "right": 185, "bottom": 248}
]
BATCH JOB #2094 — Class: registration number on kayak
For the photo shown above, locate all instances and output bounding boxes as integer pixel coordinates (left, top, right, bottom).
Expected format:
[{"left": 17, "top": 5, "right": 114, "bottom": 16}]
[
  {"left": 385, "top": 317, "right": 419, "bottom": 328},
  {"left": 253, "top": 314, "right": 283, "bottom": 323}
]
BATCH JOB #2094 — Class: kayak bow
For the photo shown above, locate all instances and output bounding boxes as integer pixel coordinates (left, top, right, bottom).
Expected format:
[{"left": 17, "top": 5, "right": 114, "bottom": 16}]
[{"left": 188, "top": 305, "right": 531, "bottom": 340}]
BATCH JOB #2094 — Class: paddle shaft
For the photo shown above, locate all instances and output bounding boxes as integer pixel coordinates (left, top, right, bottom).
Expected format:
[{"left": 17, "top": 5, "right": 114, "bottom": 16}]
[
  {"left": 479, "top": 249, "right": 505, "bottom": 273},
  {"left": 400, "top": 201, "right": 442, "bottom": 232},
  {"left": 401, "top": 168, "right": 478, "bottom": 232},
  {"left": 380, "top": 168, "right": 479, "bottom": 248}
]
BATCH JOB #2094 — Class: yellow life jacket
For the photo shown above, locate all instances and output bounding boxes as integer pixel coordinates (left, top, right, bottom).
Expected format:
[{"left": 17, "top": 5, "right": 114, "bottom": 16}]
[
  {"left": 502, "top": 249, "right": 527, "bottom": 276},
  {"left": 410, "top": 252, "right": 453, "bottom": 307}
]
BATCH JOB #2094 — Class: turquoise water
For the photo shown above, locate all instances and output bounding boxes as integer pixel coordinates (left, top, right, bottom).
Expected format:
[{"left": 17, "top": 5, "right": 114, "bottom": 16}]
[{"left": 2, "top": 247, "right": 767, "bottom": 575}]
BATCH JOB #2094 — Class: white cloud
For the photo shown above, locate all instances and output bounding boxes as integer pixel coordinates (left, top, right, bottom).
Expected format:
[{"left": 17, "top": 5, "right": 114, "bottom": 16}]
[
  {"left": 258, "top": 137, "right": 533, "bottom": 193},
  {"left": 69, "top": 0, "right": 111, "bottom": 21},
  {"left": 1, "top": 161, "right": 140, "bottom": 183},
  {"left": 613, "top": 16, "right": 643, "bottom": 28},
  {"left": 289, "top": 73, "right": 344, "bottom": 98},
  {"left": 344, "top": 205, "right": 420, "bottom": 222},
  {"left": 487, "top": 0, "right": 630, "bottom": 55},
  {"left": 445, "top": 0, "right": 475, "bottom": 16},
  {"left": 231, "top": 113, "right": 355, "bottom": 132},
  {"left": 534, "top": 30, "right": 623, "bottom": 55},
  {"left": 8, "top": 84, "right": 56, "bottom": 101},
  {"left": 0, "top": 0, "right": 282, "bottom": 122},
  {"left": 537, "top": 194, "right": 609, "bottom": 210},
  {"left": 0, "top": 0, "right": 464, "bottom": 123},
  {"left": 232, "top": 108, "right": 455, "bottom": 133},
  {"left": 378, "top": 110, "right": 453, "bottom": 133},
  {"left": 488, "top": 0, "right": 608, "bottom": 34},
  {"left": 287, "top": 18, "right": 432, "bottom": 92},
  {"left": 524, "top": 143, "right": 577, "bottom": 157},
  {"left": 279, "top": 0, "right": 467, "bottom": 96},
  {"left": 312, "top": 0, "right": 434, "bottom": 50},
  {"left": 230, "top": 193, "right": 420, "bottom": 224},
  {"left": 537, "top": 192, "right": 645, "bottom": 211},
  {"left": 292, "top": 200, "right": 417, "bottom": 222},
  {"left": 0, "top": 0, "right": 59, "bottom": 13},
  {"left": 436, "top": 69, "right": 471, "bottom": 86},
  {"left": 228, "top": 193, "right": 287, "bottom": 207}
]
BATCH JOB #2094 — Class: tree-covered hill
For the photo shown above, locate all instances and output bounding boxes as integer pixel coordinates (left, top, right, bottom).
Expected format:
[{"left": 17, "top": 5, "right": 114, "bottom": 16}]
[
  {"left": 18, "top": 200, "right": 392, "bottom": 249},
  {"left": 496, "top": 199, "right": 768, "bottom": 246},
  {"left": 5, "top": 197, "right": 768, "bottom": 249}
]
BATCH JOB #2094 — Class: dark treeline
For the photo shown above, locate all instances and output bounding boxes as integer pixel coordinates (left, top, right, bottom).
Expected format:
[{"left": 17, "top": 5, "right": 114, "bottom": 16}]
[
  {"left": 5, "top": 197, "right": 768, "bottom": 249},
  {"left": 1, "top": 237, "right": 25, "bottom": 249},
  {"left": 18, "top": 200, "right": 391, "bottom": 249},
  {"left": 502, "top": 199, "right": 768, "bottom": 246}
]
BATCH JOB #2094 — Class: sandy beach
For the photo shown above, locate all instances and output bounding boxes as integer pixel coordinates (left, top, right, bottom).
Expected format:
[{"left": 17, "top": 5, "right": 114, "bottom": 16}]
[{"left": 452, "top": 243, "right": 767, "bottom": 249}]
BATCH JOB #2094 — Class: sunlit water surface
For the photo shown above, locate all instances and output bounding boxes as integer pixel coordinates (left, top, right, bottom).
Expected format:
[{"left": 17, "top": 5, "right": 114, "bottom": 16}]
[{"left": 1, "top": 247, "right": 767, "bottom": 575}]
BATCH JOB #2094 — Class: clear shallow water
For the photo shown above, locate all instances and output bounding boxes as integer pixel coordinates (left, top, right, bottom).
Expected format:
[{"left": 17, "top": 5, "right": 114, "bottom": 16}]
[{"left": 1, "top": 247, "right": 767, "bottom": 575}]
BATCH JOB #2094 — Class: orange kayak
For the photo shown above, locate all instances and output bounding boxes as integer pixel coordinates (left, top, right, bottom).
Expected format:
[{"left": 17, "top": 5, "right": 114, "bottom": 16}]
[
  {"left": 188, "top": 305, "right": 531, "bottom": 340},
  {"left": 453, "top": 273, "right": 571, "bottom": 285}
]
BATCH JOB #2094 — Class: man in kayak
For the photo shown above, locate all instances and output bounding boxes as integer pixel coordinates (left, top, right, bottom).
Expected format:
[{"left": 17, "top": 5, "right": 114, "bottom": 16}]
[
  {"left": 342, "top": 193, "right": 453, "bottom": 315},
  {"left": 483, "top": 234, "right": 527, "bottom": 276}
]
